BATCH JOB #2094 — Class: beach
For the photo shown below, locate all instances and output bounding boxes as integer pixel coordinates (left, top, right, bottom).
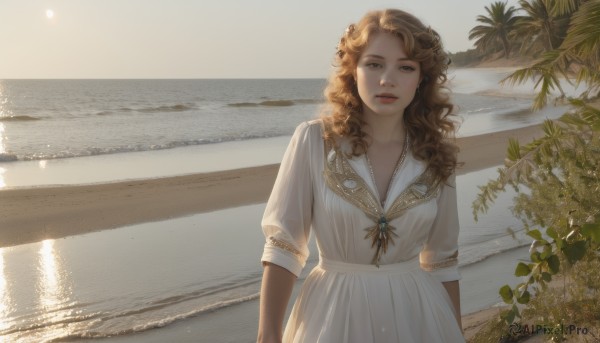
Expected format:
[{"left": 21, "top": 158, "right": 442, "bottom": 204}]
[
  {"left": 0, "top": 124, "right": 543, "bottom": 248},
  {"left": 0, "top": 71, "right": 572, "bottom": 342},
  {"left": 3, "top": 0, "right": 597, "bottom": 337}
]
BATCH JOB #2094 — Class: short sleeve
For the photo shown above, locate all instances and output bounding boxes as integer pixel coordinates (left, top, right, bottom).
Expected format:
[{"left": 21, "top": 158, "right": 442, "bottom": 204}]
[
  {"left": 419, "top": 174, "right": 461, "bottom": 282},
  {"left": 261, "top": 122, "right": 316, "bottom": 277}
]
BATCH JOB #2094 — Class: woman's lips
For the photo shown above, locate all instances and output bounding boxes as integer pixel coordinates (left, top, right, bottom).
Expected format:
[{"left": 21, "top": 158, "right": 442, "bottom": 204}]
[{"left": 376, "top": 94, "right": 398, "bottom": 104}]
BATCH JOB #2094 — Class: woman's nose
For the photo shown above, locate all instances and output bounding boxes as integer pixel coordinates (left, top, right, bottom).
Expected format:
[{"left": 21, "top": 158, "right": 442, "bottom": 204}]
[{"left": 379, "top": 69, "right": 396, "bottom": 87}]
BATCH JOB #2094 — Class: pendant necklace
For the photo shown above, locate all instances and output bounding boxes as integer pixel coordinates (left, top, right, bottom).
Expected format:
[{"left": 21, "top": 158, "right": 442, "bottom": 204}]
[{"left": 363, "top": 134, "right": 409, "bottom": 265}]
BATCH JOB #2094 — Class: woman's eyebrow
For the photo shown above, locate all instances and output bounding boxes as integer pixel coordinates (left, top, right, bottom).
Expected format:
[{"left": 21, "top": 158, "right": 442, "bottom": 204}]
[{"left": 362, "top": 54, "right": 412, "bottom": 61}]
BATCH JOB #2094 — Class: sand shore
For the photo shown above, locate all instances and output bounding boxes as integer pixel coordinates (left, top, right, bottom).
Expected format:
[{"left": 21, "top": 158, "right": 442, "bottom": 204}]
[{"left": 0, "top": 124, "right": 544, "bottom": 248}]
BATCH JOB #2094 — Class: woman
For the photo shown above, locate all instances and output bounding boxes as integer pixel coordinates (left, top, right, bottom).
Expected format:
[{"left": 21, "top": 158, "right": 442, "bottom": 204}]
[{"left": 257, "top": 9, "right": 464, "bottom": 343}]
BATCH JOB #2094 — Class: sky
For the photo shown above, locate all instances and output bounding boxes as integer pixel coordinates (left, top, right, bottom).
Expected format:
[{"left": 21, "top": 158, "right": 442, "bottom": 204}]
[{"left": 0, "top": 0, "right": 520, "bottom": 79}]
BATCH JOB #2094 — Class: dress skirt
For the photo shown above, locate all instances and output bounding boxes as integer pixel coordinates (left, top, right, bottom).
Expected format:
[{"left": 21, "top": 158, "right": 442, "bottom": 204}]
[{"left": 282, "top": 258, "right": 465, "bottom": 343}]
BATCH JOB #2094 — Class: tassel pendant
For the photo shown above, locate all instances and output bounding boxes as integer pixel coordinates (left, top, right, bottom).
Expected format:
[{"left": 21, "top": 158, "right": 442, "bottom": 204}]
[{"left": 364, "top": 216, "right": 398, "bottom": 267}]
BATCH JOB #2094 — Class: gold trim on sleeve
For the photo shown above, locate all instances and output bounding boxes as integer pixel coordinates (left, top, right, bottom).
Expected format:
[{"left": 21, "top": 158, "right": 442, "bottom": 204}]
[
  {"left": 420, "top": 251, "right": 459, "bottom": 271},
  {"left": 266, "top": 236, "right": 303, "bottom": 259}
]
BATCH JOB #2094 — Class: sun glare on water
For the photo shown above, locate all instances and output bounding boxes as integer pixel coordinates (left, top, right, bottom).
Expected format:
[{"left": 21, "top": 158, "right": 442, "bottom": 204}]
[{"left": 46, "top": 9, "right": 54, "bottom": 19}]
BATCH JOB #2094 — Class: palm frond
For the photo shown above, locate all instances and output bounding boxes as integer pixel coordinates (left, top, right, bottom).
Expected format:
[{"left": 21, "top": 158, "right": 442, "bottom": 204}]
[
  {"left": 550, "top": 0, "right": 581, "bottom": 16},
  {"left": 501, "top": 47, "right": 580, "bottom": 109},
  {"left": 559, "top": 0, "right": 600, "bottom": 62}
]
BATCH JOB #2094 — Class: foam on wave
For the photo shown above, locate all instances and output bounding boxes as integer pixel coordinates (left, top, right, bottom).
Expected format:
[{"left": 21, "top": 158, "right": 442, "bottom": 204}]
[
  {"left": 228, "top": 98, "right": 322, "bottom": 107},
  {"left": 0, "top": 115, "right": 41, "bottom": 122}
]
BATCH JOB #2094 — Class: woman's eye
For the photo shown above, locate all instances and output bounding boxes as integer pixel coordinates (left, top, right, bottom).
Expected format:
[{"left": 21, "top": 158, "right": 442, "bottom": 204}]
[
  {"left": 399, "top": 65, "right": 416, "bottom": 72},
  {"left": 366, "top": 62, "right": 382, "bottom": 68}
]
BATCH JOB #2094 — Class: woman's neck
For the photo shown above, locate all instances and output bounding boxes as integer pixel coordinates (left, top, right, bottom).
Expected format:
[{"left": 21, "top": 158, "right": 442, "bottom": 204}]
[{"left": 363, "top": 113, "right": 406, "bottom": 146}]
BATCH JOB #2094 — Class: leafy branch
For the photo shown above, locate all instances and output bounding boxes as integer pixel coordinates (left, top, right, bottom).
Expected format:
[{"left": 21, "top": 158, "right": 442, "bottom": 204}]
[{"left": 473, "top": 100, "right": 600, "bottom": 325}]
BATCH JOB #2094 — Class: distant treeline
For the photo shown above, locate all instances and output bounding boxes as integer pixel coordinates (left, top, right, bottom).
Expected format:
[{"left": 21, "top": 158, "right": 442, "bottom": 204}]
[{"left": 448, "top": 49, "right": 485, "bottom": 67}]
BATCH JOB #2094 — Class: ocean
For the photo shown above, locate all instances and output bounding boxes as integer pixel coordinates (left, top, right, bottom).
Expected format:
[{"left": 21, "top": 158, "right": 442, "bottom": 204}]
[
  {"left": 0, "top": 69, "right": 568, "bottom": 163},
  {"left": 0, "top": 79, "right": 324, "bottom": 162},
  {"left": 0, "top": 69, "right": 570, "bottom": 342}
]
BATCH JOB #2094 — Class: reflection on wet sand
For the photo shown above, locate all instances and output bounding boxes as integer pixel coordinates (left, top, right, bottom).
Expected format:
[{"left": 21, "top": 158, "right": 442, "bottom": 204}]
[
  {"left": 38, "top": 240, "right": 63, "bottom": 310},
  {"left": 0, "top": 248, "right": 11, "bottom": 335},
  {"left": 36, "top": 239, "right": 73, "bottom": 339},
  {"left": 0, "top": 122, "right": 7, "bottom": 188}
]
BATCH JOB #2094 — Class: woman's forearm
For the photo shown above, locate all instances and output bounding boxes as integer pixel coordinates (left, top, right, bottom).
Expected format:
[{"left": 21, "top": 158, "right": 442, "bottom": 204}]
[
  {"left": 442, "top": 280, "right": 462, "bottom": 331},
  {"left": 257, "top": 262, "right": 297, "bottom": 343}
]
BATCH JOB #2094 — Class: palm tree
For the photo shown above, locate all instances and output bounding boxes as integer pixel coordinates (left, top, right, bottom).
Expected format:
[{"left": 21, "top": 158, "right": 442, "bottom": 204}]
[
  {"left": 469, "top": 1, "right": 519, "bottom": 58},
  {"left": 513, "top": 0, "right": 570, "bottom": 55},
  {"left": 503, "top": 0, "right": 600, "bottom": 109}
]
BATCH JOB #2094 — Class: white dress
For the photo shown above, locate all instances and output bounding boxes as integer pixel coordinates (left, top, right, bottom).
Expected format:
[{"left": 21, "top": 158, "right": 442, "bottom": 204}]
[{"left": 261, "top": 120, "right": 465, "bottom": 343}]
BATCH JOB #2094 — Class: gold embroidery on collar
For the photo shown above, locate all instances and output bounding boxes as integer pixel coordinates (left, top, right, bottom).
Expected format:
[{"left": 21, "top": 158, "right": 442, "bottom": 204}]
[{"left": 323, "top": 147, "right": 441, "bottom": 266}]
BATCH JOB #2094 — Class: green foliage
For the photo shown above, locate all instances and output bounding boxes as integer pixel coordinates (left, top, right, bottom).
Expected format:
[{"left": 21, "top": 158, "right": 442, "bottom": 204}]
[
  {"left": 474, "top": 100, "right": 600, "bottom": 326},
  {"left": 517, "top": 257, "right": 600, "bottom": 340},
  {"left": 468, "top": 2, "right": 600, "bottom": 338},
  {"left": 500, "top": 285, "right": 514, "bottom": 303},
  {"left": 470, "top": 280, "right": 600, "bottom": 341},
  {"left": 581, "top": 222, "right": 600, "bottom": 242},
  {"left": 468, "top": 312, "right": 511, "bottom": 343},
  {"left": 515, "top": 262, "right": 531, "bottom": 277}
]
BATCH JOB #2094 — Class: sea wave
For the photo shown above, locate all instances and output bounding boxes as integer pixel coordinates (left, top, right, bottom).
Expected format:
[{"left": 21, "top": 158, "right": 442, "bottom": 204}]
[
  {"left": 95, "top": 104, "right": 195, "bottom": 116},
  {"left": 458, "top": 225, "right": 530, "bottom": 268},
  {"left": 0, "top": 153, "right": 18, "bottom": 162},
  {"left": 45, "top": 293, "right": 261, "bottom": 342},
  {"left": 458, "top": 105, "right": 533, "bottom": 117},
  {"left": 137, "top": 104, "right": 194, "bottom": 113},
  {"left": 459, "top": 243, "right": 530, "bottom": 268},
  {"left": 474, "top": 90, "right": 536, "bottom": 99},
  {"left": 228, "top": 98, "right": 322, "bottom": 107},
  {"left": 0, "top": 115, "right": 42, "bottom": 122},
  {"left": 15, "top": 132, "right": 290, "bottom": 161},
  {"left": 6, "top": 274, "right": 264, "bottom": 342}
]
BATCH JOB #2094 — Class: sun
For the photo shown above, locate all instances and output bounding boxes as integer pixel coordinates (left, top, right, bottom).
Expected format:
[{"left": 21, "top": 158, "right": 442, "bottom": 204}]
[{"left": 46, "top": 9, "right": 54, "bottom": 19}]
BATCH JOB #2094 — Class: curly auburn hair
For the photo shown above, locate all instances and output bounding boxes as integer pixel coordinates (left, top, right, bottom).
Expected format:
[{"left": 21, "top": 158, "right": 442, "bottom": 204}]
[{"left": 321, "top": 9, "right": 460, "bottom": 183}]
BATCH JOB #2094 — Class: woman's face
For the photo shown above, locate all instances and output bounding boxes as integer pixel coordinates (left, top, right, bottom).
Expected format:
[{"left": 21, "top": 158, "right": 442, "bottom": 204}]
[{"left": 355, "top": 32, "right": 421, "bottom": 119}]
